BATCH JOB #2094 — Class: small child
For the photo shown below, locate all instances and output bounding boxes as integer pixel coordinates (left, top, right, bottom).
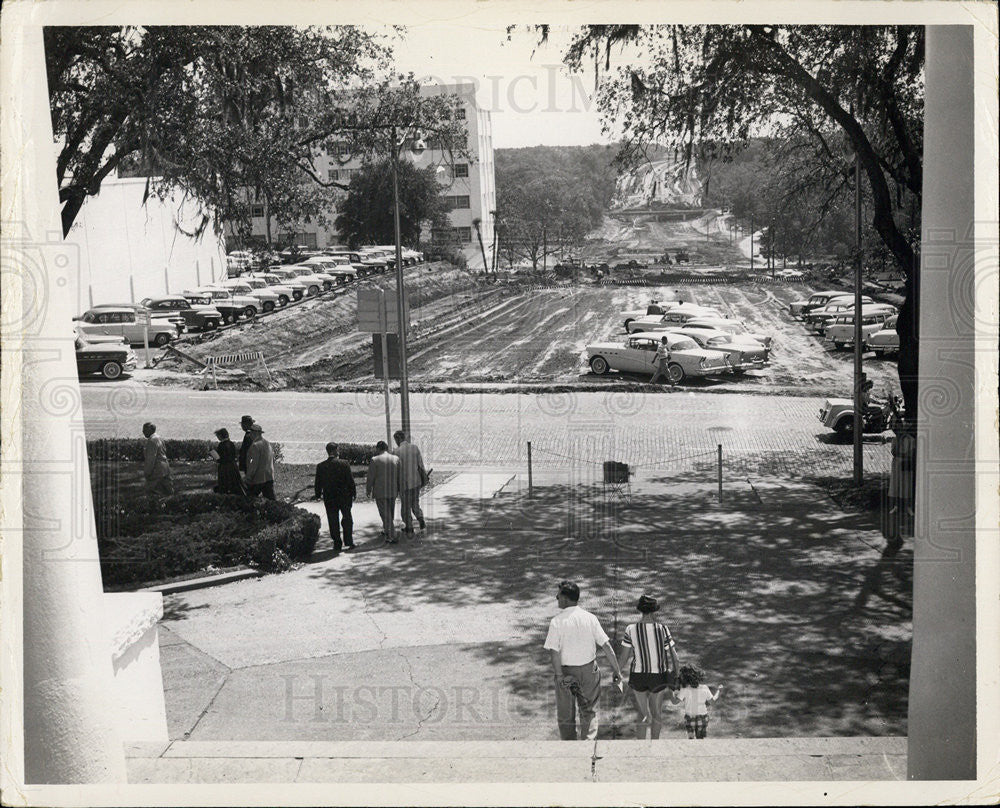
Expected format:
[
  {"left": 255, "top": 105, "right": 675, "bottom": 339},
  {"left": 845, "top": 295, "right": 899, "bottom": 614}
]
[{"left": 669, "top": 664, "right": 723, "bottom": 739}]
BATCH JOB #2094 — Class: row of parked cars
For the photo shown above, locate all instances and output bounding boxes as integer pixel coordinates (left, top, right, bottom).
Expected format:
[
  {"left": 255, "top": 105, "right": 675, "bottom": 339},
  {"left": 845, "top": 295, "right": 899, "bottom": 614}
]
[
  {"left": 73, "top": 244, "right": 426, "bottom": 379},
  {"left": 788, "top": 289, "right": 899, "bottom": 356},
  {"left": 586, "top": 299, "right": 773, "bottom": 384}
]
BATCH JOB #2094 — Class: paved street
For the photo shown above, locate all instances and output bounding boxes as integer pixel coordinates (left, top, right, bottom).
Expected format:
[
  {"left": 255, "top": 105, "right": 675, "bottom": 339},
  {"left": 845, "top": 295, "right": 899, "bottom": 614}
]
[{"left": 79, "top": 385, "right": 891, "bottom": 477}]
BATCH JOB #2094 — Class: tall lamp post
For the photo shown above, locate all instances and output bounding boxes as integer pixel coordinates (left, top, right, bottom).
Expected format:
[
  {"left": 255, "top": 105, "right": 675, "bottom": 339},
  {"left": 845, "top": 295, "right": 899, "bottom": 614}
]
[{"left": 390, "top": 124, "right": 425, "bottom": 437}]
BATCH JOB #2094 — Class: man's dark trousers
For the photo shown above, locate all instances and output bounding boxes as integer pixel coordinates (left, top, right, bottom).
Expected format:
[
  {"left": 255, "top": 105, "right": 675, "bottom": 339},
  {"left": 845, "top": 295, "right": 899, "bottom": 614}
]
[
  {"left": 315, "top": 456, "right": 357, "bottom": 553},
  {"left": 324, "top": 496, "right": 353, "bottom": 552}
]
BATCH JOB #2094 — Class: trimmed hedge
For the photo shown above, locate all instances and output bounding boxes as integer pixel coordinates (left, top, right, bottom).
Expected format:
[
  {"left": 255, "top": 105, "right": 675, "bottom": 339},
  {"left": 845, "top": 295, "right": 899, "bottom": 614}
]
[
  {"left": 333, "top": 442, "right": 378, "bottom": 466},
  {"left": 96, "top": 491, "right": 319, "bottom": 587},
  {"left": 88, "top": 437, "right": 283, "bottom": 463}
]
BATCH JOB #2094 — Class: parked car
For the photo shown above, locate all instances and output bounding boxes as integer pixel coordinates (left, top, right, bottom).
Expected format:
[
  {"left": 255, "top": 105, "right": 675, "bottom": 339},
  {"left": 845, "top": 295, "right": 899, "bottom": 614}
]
[
  {"left": 789, "top": 290, "right": 855, "bottom": 318},
  {"left": 300, "top": 256, "right": 351, "bottom": 285},
  {"left": 185, "top": 286, "right": 260, "bottom": 320},
  {"left": 865, "top": 315, "right": 900, "bottom": 357},
  {"left": 74, "top": 333, "right": 138, "bottom": 379},
  {"left": 239, "top": 275, "right": 293, "bottom": 307},
  {"left": 216, "top": 279, "right": 281, "bottom": 312},
  {"left": 626, "top": 304, "right": 724, "bottom": 334},
  {"left": 685, "top": 317, "right": 773, "bottom": 349},
  {"left": 138, "top": 295, "right": 223, "bottom": 332},
  {"left": 74, "top": 306, "right": 178, "bottom": 347},
  {"left": 282, "top": 265, "right": 333, "bottom": 294},
  {"left": 253, "top": 270, "right": 307, "bottom": 301},
  {"left": 266, "top": 266, "right": 322, "bottom": 296},
  {"left": 89, "top": 302, "right": 185, "bottom": 334},
  {"left": 825, "top": 308, "right": 897, "bottom": 349},
  {"left": 802, "top": 296, "right": 878, "bottom": 329},
  {"left": 586, "top": 331, "right": 730, "bottom": 383},
  {"left": 182, "top": 291, "right": 245, "bottom": 325},
  {"left": 672, "top": 326, "right": 768, "bottom": 371},
  {"left": 620, "top": 300, "right": 681, "bottom": 330}
]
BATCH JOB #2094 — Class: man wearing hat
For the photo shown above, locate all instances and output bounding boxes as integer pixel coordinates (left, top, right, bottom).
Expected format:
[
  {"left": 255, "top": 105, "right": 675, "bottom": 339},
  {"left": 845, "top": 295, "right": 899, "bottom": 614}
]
[
  {"left": 543, "top": 580, "right": 623, "bottom": 740},
  {"left": 245, "top": 423, "right": 276, "bottom": 500},
  {"left": 238, "top": 415, "right": 255, "bottom": 474}
]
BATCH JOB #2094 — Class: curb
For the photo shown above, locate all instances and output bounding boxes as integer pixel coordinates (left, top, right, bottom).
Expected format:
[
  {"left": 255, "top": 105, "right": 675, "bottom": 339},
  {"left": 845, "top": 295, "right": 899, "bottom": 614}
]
[{"left": 139, "top": 568, "right": 262, "bottom": 595}]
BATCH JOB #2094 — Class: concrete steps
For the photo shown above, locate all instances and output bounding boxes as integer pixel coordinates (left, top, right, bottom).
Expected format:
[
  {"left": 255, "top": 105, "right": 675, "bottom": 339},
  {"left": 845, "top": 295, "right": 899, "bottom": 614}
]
[{"left": 127, "top": 736, "right": 906, "bottom": 783}]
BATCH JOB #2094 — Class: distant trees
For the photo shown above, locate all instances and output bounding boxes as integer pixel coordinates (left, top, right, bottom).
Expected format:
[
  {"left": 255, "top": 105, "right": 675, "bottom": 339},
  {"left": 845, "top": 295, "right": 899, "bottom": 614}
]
[
  {"left": 494, "top": 145, "right": 617, "bottom": 270},
  {"left": 546, "top": 24, "right": 923, "bottom": 415},
  {"left": 334, "top": 159, "right": 450, "bottom": 247}
]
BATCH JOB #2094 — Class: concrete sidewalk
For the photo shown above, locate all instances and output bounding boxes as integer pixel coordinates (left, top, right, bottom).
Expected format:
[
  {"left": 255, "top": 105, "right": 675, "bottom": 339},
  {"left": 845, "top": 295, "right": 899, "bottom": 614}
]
[
  {"left": 156, "top": 469, "right": 910, "bottom": 748},
  {"left": 294, "top": 472, "right": 516, "bottom": 555},
  {"left": 126, "top": 737, "right": 906, "bottom": 783}
]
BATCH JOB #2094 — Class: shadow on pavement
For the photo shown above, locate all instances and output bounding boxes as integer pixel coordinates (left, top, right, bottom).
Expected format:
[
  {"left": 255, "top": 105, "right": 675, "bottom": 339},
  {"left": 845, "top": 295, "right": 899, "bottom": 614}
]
[{"left": 305, "top": 469, "right": 911, "bottom": 738}]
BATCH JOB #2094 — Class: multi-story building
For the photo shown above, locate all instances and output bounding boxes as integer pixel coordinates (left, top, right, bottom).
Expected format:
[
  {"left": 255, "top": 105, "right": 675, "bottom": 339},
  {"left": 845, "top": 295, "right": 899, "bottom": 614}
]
[{"left": 233, "top": 82, "right": 496, "bottom": 269}]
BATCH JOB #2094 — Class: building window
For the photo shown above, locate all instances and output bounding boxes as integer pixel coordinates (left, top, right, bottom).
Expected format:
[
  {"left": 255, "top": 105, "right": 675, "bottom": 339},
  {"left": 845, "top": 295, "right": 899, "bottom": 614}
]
[
  {"left": 456, "top": 107, "right": 466, "bottom": 120},
  {"left": 328, "top": 168, "right": 339, "bottom": 181},
  {"left": 251, "top": 205, "right": 265, "bottom": 218},
  {"left": 454, "top": 163, "right": 469, "bottom": 178},
  {"left": 444, "top": 195, "right": 470, "bottom": 210},
  {"left": 297, "top": 115, "right": 309, "bottom": 129}
]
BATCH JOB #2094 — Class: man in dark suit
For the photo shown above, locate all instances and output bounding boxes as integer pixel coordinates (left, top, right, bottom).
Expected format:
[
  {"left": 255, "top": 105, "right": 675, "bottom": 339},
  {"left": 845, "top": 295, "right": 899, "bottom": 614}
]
[
  {"left": 238, "top": 415, "right": 255, "bottom": 474},
  {"left": 314, "top": 442, "right": 356, "bottom": 553}
]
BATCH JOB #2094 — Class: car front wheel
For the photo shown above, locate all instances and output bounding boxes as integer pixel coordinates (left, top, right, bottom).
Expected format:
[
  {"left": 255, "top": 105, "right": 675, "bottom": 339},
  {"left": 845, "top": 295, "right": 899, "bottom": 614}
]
[
  {"left": 590, "top": 356, "right": 610, "bottom": 376},
  {"left": 667, "top": 363, "right": 685, "bottom": 384},
  {"left": 153, "top": 332, "right": 171, "bottom": 347},
  {"left": 224, "top": 312, "right": 238, "bottom": 325},
  {"left": 263, "top": 300, "right": 275, "bottom": 313},
  {"left": 623, "top": 319, "right": 634, "bottom": 332},
  {"left": 833, "top": 340, "right": 845, "bottom": 350},
  {"left": 243, "top": 306, "right": 257, "bottom": 319},
  {"left": 101, "top": 361, "right": 123, "bottom": 380},
  {"left": 278, "top": 295, "right": 289, "bottom": 306},
  {"left": 203, "top": 319, "right": 219, "bottom": 331},
  {"left": 308, "top": 285, "right": 319, "bottom": 296}
]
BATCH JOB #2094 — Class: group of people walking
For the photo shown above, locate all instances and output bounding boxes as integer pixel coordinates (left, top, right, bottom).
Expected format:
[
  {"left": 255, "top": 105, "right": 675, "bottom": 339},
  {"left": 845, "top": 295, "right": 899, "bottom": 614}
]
[
  {"left": 141, "top": 416, "right": 429, "bottom": 553},
  {"left": 544, "top": 581, "right": 723, "bottom": 741},
  {"left": 311, "top": 432, "right": 428, "bottom": 552}
]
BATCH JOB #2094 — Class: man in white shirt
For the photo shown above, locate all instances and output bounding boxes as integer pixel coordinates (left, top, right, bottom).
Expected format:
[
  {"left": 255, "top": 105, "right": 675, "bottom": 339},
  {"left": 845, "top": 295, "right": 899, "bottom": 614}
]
[
  {"left": 649, "top": 335, "right": 672, "bottom": 385},
  {"left": 543, "top": 580, "right": 623, "bottom": 740}
]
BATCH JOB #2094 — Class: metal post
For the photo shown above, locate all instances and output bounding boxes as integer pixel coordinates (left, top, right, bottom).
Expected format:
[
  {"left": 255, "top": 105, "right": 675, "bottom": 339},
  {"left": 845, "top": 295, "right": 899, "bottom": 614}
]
[
  {"left": 542, "top": 227, "right": 547, "bottom": 272},
  {"left": 381, "top": 333, "right": 392, "bottom": 445},
  {"left": 717, "top": 444, "right": 723, "bottom": 501},
  {"left": 195, "top": 259, "right": 201, "bottom": 287},
  {"left": 129, "top": 275, "right": 135, "bottom": 304},
  {"left": 391, "top": 127, "right": 411, "bottom": 436},
  {"left": 750, "top": 213, "right": 755, "bottom": 272},
  {"left": 527, "top": 441, "right": 533, "bottom": 497},
  {"left": 852, "top": 104, "right": 864, "bottom": 486},
  {"left": 142, "top": 313, "right": 151, "bottom": 369},
  {"left": 164, "top": 265, "right": 169, "bottom": 294}
]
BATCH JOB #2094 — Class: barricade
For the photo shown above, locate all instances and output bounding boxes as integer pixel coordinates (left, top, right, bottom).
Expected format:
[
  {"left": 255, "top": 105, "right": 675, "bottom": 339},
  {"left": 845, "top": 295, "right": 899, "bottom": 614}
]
[{"left": 203, "top": 350, "right": 273, "bottom": 389}]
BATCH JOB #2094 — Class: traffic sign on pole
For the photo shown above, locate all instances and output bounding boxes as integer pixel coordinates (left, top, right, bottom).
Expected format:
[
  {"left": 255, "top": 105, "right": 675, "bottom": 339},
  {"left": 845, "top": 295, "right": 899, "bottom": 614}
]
[
  {"left": 372, "top": 333, "right": 401, "bottom": 379},
  {"left": 357, "top": 288, "right": 409, "bottom": 333}
]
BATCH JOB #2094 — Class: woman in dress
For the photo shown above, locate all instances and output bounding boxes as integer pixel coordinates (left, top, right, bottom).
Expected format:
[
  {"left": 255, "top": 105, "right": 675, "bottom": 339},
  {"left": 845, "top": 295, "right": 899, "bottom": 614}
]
[
  {"left": 619, "top": 594, "right": 680, "bottom": 740},
  {"left": 213, "top": 428, "right": 246, "bottom": 496}
]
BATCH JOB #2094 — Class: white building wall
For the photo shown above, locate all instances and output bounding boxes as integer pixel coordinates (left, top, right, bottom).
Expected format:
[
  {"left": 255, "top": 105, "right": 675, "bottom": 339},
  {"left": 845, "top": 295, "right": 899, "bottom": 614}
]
[{"left": 66, "top": 177, "right": 227, "bottom": 312}]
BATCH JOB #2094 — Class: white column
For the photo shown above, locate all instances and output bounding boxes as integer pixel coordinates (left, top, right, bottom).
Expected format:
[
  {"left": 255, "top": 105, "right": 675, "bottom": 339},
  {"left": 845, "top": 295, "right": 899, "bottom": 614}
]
[
  {"left": 0, "top": 22, "right": 127, "bottom": 783},
  {"left": 907, "top": 24, "right": 977, "bottom": 780}
]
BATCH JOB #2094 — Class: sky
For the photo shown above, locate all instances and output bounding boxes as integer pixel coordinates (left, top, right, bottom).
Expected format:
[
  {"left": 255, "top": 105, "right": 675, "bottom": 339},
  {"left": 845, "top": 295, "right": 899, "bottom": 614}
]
[{"left": 389, "top": 24, "right": 611, "bottom": 149}]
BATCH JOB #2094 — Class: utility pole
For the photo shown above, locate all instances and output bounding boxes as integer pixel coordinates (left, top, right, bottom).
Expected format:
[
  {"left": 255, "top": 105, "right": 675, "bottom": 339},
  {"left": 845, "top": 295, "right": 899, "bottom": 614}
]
[
  {"left": 391, "top": 126, "right": 411, "bottom": 436},
  {"left": 750, "top": 213, "right": 755, "bottom": 271},
  {"left": 852, "top": 105, "right": 864, "bottom": 486}
]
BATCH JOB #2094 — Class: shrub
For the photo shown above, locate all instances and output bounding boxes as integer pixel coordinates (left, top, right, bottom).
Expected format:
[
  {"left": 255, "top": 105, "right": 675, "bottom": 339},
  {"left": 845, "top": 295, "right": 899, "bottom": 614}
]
[
  {"left": 334, "top": 442, "right": 378, "bottom": 466},
  {"left": 96, "top": 491, "right": 319, "bottom": 587},
  {"left": 87, "top": 438, "right": 283, "bottom": 463}
]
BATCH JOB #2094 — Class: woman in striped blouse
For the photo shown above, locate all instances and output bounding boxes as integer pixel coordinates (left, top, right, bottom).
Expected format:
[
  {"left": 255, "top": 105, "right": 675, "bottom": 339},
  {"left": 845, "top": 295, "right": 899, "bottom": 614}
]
[{"left": 620, "top": 594, "right": 680, "bottom": 740}]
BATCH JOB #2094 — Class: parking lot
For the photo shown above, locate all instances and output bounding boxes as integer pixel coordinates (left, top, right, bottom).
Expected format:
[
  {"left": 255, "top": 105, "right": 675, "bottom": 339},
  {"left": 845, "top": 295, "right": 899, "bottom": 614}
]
[{"left": 155, "top": 271, "right": 900, "bottom": 399}]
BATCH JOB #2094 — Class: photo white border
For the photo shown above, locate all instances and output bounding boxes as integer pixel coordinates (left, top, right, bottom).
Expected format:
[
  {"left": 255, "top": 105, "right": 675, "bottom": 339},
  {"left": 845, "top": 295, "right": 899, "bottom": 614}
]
[{"left": 1, "top": 0, "right": 997, "bottom": 805}]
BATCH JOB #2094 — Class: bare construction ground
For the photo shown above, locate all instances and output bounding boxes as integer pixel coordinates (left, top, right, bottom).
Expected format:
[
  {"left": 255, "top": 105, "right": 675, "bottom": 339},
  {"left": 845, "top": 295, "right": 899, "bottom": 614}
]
[{"left": 155, "top": 272, "right": 899, "bottom": 399}]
